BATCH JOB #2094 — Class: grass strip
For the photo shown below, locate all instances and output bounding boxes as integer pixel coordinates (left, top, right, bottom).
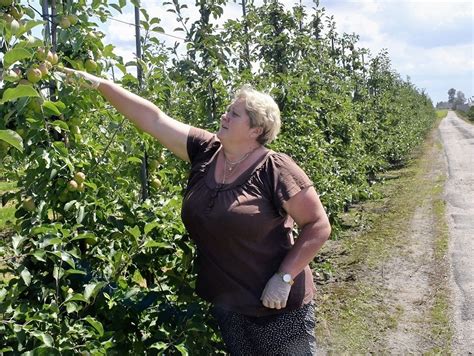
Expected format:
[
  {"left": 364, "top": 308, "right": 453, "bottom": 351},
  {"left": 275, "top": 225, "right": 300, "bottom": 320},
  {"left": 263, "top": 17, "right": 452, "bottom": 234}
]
[
  {"left": 315, "top": 117, "right": 453, "bottom": 353},
  {"left": 0, "top": 180, "right": 17, "bottom": 229}
]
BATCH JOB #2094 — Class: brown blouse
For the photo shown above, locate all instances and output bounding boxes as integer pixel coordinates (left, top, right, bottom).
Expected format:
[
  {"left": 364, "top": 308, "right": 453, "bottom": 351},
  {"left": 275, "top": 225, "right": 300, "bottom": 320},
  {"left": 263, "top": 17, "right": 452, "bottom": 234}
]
[{"left": 181, "top": 127, "right": 315, "bottom": 317}]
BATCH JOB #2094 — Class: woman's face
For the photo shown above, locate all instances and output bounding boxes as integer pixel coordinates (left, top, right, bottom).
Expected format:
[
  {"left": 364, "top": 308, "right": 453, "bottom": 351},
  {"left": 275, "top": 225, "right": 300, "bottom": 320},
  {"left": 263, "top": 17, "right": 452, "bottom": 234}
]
[{"left": 217, "top": 98, "right": 257, "bottom": 145}]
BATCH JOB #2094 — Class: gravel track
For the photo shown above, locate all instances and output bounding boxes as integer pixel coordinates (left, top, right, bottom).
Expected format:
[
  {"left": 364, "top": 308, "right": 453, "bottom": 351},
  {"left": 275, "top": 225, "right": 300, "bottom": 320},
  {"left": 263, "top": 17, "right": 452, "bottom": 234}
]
[{"left": 439, "top": 111, "right": 474, "bottom": 354}]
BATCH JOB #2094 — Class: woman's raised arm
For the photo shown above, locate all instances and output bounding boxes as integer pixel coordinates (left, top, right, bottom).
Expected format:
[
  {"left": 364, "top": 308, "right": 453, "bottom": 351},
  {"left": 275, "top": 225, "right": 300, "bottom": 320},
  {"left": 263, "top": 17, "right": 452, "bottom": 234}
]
[{"left": 63, "top": 68, "right": 191, "bottom": 162}]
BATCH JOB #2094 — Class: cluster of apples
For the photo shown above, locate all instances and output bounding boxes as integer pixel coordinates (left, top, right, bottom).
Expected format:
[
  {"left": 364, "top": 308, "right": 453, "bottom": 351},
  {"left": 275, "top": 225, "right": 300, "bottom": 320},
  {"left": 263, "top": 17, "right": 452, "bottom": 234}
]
[
  {"left": 58, "top": 171, "right": 86, "bottom": 202},
  {"left": 4, "top": 47, "right": 59, "bottom": 85},
  {"left": 58, "top": 14, "right": 78, "bottom": 29},
  {"left": 27, "top": 47, "right": 59, "bottom": 84},
  {"left": 149, "top": 154, "right": 165, "bottom": 189},
  {"left": 22, "top": 172, "right": 87, "bottom": 212},
  {"left": 1, "top": 0, "right": 23, "bottom": 36}
]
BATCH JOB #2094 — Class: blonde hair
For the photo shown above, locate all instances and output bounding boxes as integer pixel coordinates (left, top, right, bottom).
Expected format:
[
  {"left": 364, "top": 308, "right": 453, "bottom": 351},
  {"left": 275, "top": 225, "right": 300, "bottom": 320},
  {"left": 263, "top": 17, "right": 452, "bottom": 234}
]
[{"left": 234, "top": 85, "right": 281, "bottom": 145}]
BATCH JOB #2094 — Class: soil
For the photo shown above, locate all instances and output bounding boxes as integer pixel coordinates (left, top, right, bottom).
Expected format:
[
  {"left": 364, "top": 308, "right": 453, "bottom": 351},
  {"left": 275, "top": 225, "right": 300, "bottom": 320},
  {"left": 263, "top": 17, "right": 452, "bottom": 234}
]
[
  {"left": 379, "top": 120, "right": 447, "bottom": 353},
  {"left": 315, "top": 111, "right": 473, "bottom": 354},
  {"left": 439, "top": 111, "right": 474, "bottom": 354}
]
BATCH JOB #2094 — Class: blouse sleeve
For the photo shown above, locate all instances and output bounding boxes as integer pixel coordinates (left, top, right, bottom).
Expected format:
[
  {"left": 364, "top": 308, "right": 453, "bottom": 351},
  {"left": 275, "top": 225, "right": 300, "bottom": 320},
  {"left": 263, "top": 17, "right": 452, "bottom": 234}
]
[
  {"left": 267, "top": 153, "right": 314, "bottom": 215},
  {"left": 186, "top": 127, "right": 219, "bottom": 165}
]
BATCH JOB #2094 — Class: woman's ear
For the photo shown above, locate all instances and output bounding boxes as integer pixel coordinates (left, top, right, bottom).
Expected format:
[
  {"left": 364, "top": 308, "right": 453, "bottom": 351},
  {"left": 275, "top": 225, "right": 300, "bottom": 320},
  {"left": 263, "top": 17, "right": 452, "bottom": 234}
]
[{"left": 250, "top": 126, "right": 263, "bottom": 139}]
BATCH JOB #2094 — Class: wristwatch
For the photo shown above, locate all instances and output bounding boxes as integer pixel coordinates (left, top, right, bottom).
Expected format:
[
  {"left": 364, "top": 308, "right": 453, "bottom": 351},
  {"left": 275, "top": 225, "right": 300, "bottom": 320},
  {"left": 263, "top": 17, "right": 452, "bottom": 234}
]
[{"left": 278, "top": 272, "right": 294, "bottom": 285}]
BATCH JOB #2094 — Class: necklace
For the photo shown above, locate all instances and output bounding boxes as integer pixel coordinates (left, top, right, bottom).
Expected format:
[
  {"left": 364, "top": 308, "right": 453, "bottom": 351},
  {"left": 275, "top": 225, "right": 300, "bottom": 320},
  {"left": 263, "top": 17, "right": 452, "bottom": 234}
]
[{"left": 222, "top": 147, "right": 259, "bottom": 184}]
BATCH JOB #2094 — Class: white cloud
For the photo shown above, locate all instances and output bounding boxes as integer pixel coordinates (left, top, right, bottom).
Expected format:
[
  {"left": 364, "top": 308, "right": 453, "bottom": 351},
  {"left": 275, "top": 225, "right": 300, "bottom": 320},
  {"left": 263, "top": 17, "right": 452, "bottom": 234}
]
[
  {"left": 99, "top": 0, "right": 472, "bottom": 104},
  {"left": 317, "top": 0, "right": 473, "bottom": 102}
]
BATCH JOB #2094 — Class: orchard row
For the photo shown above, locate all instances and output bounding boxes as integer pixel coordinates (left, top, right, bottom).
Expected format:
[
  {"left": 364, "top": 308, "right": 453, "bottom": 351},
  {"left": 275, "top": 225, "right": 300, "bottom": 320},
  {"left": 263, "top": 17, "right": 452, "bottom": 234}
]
[{"left": 0, "top": 0, "right": 435, "bottom": 354}]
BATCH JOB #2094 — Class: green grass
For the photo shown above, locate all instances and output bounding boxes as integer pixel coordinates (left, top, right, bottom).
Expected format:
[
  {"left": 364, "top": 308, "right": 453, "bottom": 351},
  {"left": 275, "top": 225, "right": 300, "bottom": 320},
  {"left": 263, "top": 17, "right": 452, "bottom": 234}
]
[
  {"left": 0, "top": 206, "right": 16, "bottom": 229},
  {"left": 0, "top": 180, "right": 17, "bottom": 229},
  {"left": 315, "top": 120, "right": 453, "bottom": 353},
  {"left": 428, "top": 173, "right": 453, "bottom": 353},
  {"left": 455, "top": 110, "right": 474, "bottom": 124},
  {"left": 0, "top": 180, "right": 17, "bottom": 192},
  {"left": 436, "top": 109, "right": 448, "bottom": 119}
]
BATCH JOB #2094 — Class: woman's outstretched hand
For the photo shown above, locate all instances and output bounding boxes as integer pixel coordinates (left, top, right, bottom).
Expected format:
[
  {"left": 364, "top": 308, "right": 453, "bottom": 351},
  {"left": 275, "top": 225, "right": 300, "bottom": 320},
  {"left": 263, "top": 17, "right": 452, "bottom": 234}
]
[
  {"left": 59, "top": 67, "right": 103, "bottom": 89},
  {"left": 260, "top": 273, "right": 291, "bottom": 309}
]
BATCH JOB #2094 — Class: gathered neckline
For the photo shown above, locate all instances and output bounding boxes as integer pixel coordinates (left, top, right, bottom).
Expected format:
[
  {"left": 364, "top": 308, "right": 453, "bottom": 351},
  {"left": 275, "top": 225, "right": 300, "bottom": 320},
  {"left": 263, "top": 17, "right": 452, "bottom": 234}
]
[{"left": 205, "top": 145, "right": 274, "bottom": 191}]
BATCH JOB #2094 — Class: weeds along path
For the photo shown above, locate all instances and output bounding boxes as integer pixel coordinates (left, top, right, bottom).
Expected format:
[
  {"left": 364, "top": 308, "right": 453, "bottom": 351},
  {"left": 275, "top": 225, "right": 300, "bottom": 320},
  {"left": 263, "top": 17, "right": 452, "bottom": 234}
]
[
  {"left": 315, "top": 116, "right": 452, "bottom": 354},
  {"left": 380, "top": 120, "right": 448, "bottom": 353},
  {"left": 439, "top": 111, "right": 474, "bottom": 353}
]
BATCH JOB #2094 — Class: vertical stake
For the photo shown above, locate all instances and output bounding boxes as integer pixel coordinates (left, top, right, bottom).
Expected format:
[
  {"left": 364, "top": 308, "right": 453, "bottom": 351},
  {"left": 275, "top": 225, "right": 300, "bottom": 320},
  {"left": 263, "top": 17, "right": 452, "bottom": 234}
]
[
  {"left": 134, "top": 2, "right": 148, "bottom": 201},
  {"left": 241, "top": 0, "right": 251, "bottom": 71},
  {"left": 41, "top": 0, "right": 51, "bottom": 45}
]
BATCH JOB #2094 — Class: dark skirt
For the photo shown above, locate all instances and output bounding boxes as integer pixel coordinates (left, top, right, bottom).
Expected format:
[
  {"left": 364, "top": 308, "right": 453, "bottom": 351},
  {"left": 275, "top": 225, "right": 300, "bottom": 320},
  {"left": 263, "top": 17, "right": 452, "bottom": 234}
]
[{"left": 211, "top": 303, "right": 317, "bottom": 356}]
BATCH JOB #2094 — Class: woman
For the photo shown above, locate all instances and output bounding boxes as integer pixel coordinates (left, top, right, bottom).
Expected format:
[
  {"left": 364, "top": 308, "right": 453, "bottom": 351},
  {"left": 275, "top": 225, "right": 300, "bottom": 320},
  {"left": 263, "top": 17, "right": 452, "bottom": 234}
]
[{"left": 62, "top": 68, "right": 331, "bottom": 355}]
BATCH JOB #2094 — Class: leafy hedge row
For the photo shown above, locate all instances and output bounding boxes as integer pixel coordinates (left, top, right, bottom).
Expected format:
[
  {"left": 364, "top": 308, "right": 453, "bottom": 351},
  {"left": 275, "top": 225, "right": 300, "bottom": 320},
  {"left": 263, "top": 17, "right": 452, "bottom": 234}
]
[{"left": 1, "top": 0, "right": 435, "bottom": 354}]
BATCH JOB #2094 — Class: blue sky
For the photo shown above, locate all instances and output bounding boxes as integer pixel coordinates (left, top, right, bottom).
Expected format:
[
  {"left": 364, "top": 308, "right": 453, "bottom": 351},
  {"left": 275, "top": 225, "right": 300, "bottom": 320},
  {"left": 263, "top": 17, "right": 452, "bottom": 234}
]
[{"left": 100, "top": 0, "right": 473, "bottom": 105}]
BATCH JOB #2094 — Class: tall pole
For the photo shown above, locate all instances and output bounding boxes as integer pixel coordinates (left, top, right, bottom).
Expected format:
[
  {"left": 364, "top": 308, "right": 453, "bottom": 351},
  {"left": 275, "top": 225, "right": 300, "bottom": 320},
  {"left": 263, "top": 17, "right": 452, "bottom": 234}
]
[
  {"left": 241, "top": 0, "right": 251, "bottom": 70},
  {"left": 41, "top": 0, "right": 51, "bottom": 45},
  {"left": 49, "top": 0, "right": 57, "bottom": 100},
  {"left": 134, "top": 5, "right": 143, "bottom": 89},
  {"left": 134, "top": 2, "right": 148, "bottom": 201},
  {"left": 50, "top": 0, "right": 57, "bottom": 52}
]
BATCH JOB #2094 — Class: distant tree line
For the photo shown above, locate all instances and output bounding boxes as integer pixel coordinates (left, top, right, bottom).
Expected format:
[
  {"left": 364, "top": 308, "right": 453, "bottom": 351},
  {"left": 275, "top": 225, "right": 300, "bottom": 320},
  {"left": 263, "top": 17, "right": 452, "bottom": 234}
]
[{"left": 436, "top": 88, "right": 472, "bottom": 113}]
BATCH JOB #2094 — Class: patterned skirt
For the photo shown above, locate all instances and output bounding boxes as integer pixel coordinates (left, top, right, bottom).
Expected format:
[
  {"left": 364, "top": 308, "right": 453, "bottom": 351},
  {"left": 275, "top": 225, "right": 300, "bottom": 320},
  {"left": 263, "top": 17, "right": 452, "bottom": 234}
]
[{"left": 211, "top": 302, "right": 317, "bottom": 355}]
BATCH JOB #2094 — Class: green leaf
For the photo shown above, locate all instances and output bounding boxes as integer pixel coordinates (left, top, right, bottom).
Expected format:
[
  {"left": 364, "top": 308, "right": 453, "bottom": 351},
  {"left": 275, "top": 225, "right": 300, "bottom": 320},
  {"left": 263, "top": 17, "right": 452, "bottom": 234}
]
[
  {"left": 30, "top": 330, "right": 54, "bottom": 347},
  {"left": 64, "top": 200, "right": 77, "bottom": 212},
  {"left": 50, "top": 168, "right": 58, "bottom": 180},
  {"left": 3, "top": 48, "right": 32, "bottom": 68},
  {"left": 16, "top": 20, "right": 44, "bottom": 37},
  {"left": 150, "top": 341, "right": 168, "bottom": 350},
  {"left": 0, "top": 85, "right": 39, "bottom": 104},
  {"left": 71, "top": 233, "right": 97, "bottom": 243},
  {"left": 31, "top": 225, "right": 56, "bottom": 235},
  {"left": 43, "top": 101, "right": 62, "bottom": 116},
  {"left": 84, "top": 316, "right": 104, "bottom": 336},
  {"left": 144, "top": 221, "right": 160, "bottom": 235},
  {"left": 174, "top": 344, "right": 188, "bottom": 356},
  {"left": 109, "top": 4, "right": 122, "bottom": 13},
  {"left": 20, "top": 267, "right": 31, "bottom": 286},
  {"left": 12, "top": 234, "right": 27, "bottom": 253},
  {"left": 127, "top": 157, "right": 142, "bottom": 164},
  {"left": 84, "top": 282, "right": 106, "bottom": 302},
  {"left": 60, "top": 251, "right": 75, "bottom": 268},
  {"left": 41, "top": 238, "right": 63, "bottom": 248},
  {"left": 64, "top": 269, "right": 87, "bottom": 278},
  {"left": 132, "top": 269, "right": 147, "bottom": 288},
  {"left": 128, "top": 225, "right": 141, "bottom": 239},
  {"left": 84, "top": 181, "right": 97, "bottom": 191},
  {"left": 33, "top": 250, "right": 46, "bottom": 262},
  {"left": 52, "top": 141, "right": 68, "bottom": 156},
  {"left": 0, "top": 130, "right": 23, "bottom": 153},
  {"left": 51, "top": 120, "right": 69, "bottom": 132},
  {"left": 116, "top": 63, "right": 127, "bottom": 75},
  {"left": 53, "top": 266, "right": 64, "bottom": 282},
  {"left": 66, "top": 301, "right": 80, "bottom": 314},
  {"left": 25, "top": 347, "right": 60, "bottom": 356},
  {"left": 143, "top": 240, "right": 170, "bottom": 249},
  {"left": 76, "top": 205, "right": 85, "bottom": 224},
  {"left": 65, "top": 293, "right": 88, "bottom": 303}
]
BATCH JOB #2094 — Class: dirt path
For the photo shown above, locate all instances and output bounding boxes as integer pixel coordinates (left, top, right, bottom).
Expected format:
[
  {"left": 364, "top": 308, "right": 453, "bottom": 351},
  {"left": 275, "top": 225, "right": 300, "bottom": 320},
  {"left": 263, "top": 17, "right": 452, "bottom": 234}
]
[
  {"left": 315, "top": 113, "right": 464, "bottom": 354},
  {"left": 381, "top": 121, "right": 447, "bottom": 353},
  {"left": 439, "top": 111, "right": 474, "bottom": 354}
]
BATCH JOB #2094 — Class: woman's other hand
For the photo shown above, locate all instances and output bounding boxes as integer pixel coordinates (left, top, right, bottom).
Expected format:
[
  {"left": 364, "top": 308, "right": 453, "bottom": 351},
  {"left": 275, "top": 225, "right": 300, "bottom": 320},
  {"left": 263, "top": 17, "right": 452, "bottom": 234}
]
[
  {"left": 59, "top": 67, "right": 103, "bottom": 89},
  {"left": 260, "top": 273, "right": 291, "bottom": 309}
]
